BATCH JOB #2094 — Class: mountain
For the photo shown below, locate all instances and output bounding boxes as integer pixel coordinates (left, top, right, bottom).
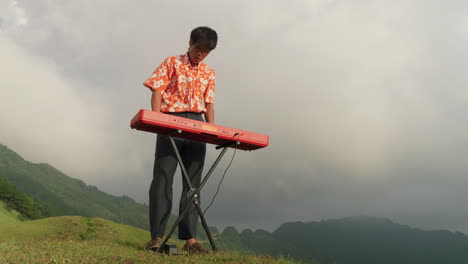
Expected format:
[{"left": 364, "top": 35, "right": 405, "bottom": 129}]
[
  {"left": 215, "top": 216, "right": 468, "bottom": 264},
  {"left": 216, "top": 226, "right": 328, "bottom": 264},
  {"left": 275, "top": 216, "right": 468, "bottom": 264},
  {"left": 0, "top": 144, "right": 149, "bottom": 229}
]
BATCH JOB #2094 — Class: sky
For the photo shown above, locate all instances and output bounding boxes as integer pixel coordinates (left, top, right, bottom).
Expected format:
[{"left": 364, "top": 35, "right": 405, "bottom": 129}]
[{"left": 1, "top": 0, "right": 468, "bottom": 233}]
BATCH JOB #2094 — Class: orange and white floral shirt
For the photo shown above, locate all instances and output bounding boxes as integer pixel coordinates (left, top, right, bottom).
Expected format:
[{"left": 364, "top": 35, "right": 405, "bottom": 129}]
[{"left": 144, "top": 54, "right": 216, "bottom": 113}]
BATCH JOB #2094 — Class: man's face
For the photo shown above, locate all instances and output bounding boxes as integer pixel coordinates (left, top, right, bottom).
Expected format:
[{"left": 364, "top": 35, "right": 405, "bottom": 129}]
[{"left": 188, "top": 41, "right": 211, "bottom": 65}]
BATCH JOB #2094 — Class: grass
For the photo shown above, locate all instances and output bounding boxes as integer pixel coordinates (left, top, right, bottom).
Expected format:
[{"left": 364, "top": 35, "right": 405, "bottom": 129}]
[
  {"left": 0, "top": 240, "right": 296, "bottom": 264},
  {"left": 0, "top": 201, "right": 21, "bottom": 225},
  {"left": 0, "top": 213, "right": 300, "bottom": 264}
]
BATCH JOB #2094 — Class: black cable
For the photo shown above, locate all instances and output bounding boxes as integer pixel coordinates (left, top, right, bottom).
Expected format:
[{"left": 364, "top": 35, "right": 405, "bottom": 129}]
[{"left": 203, "top": 134, "right": 239, "bottom": 216}]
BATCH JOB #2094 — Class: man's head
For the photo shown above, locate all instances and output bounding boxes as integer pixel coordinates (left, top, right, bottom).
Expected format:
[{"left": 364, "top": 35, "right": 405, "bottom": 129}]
[{"left": 188, "top": 26, "right": 217, "bottom": 65}]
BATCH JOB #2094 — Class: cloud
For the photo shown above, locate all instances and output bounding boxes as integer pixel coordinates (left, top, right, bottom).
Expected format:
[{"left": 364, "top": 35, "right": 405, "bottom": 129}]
[
  {"left": 2, "top": 0, "right": 468, "bottom": 233},
  {"left": 0, "top": 0, "right": 28, "bottom": 32},
  {"left": 0, "top": 32, "right": 115, "bottom": 179}
]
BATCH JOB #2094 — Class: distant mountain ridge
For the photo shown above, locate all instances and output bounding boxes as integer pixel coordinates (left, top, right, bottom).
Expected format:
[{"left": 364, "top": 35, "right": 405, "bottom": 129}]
[{"left": 215, "top": 216, "right": 468, "bottom": 264}]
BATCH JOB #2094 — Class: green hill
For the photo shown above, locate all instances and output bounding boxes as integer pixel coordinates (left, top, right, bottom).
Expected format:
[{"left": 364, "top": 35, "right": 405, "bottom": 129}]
[
  {"left": 0, "top": 174, "right": 55, "bottom": 221},
  {"left": 0, "top": 200, "right": 21, "bottom": 225},
  {"left": 0, "top": 143, "right": 218, "bottom": 242},
  {"left": 0, "top": 215, "right": 298, "bottom": 264},
  {"left": 0, "top": 144, "right": 149, "bottom": 229}
]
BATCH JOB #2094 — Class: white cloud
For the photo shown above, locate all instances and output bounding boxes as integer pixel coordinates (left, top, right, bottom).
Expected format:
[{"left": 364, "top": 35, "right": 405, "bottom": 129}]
[
  {"left": 0, "top": 1, "right": 28, "bottom": 32},
  {"left": 0, "top": 33, "right": 113, "bottom": 180},
  {"left": 2, "top": 0, "right": 468, "bottom": 233}
]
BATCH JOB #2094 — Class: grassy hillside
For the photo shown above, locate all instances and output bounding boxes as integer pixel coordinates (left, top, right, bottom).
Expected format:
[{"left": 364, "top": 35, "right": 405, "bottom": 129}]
[
  {"left": 0, "top": 174, "right": 55, "bottom": 220},
  {"left": 0, "top": 144, "right": 220, "bottom": 242},
  {"left": 0, "top": 215, "right": 299, "bottom": 264},
  {"left": 0, "top": 144, "right": 149, "bottom": 229},
  {"left": 0, "top": 201, "right": 20, "bottom": 225}
]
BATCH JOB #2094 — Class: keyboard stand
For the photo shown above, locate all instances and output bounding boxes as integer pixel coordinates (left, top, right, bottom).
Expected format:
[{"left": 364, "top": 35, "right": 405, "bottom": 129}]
[{"left": 156, "top": 129, "right": 239, "bottom": 253}]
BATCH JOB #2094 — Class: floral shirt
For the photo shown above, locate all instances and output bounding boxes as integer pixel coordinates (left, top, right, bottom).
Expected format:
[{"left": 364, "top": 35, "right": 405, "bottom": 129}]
[{"left": 143, "top": 53, "right": 216, "bottom": 113}]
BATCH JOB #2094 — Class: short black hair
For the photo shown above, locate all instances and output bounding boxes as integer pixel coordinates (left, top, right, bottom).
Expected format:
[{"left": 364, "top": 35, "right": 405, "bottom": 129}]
[{"left": 190, "top": 26, "right": 218, "bottom": 51}]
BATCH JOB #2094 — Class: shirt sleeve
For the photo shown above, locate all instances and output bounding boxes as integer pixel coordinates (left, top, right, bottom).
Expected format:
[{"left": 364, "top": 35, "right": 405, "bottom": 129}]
[
  {"left": 143, "top": 57, "right": 173, "bottom": 92},
  {"left": 204, "top": 70, "right": 216, "bottom": 103}
]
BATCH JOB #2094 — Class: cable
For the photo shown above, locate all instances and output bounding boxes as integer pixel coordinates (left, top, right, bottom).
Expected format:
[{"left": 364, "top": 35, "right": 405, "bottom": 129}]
[{"left": 203, "top": 134, "right": 239, "bottom": 216}]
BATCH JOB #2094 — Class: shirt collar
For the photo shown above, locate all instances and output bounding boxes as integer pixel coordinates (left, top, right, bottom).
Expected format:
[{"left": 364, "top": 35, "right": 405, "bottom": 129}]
[{"left": 182, "top": 53, "right": 205, "bottom": 70}]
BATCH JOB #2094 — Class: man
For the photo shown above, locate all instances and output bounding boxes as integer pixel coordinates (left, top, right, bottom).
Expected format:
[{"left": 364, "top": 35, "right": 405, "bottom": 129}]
[{"left": 143, "top": 26, "right": 218, "bottom": 254}]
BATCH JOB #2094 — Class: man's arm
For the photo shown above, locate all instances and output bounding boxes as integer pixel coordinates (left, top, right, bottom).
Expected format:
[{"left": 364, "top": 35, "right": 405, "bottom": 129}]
[
  {"left": 205, "top": 103, "right": 214, "bottom": 124},
  {"left": 151, "top": 90, "right": 162, "bottom": 112}
]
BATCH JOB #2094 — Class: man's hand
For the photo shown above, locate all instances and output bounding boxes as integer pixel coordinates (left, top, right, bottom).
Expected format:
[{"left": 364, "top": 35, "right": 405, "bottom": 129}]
[
  {"left": 205, "top": 103, "right": 215, "bottom": 124},
  {"left": 151, "top": 90, "right": 162, "bottom": 112}
]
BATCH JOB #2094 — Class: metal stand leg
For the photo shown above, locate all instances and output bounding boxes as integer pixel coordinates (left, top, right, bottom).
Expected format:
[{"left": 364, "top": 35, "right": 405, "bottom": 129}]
[{"left": 157, "top": 130, "right": 237, "bottom": 253}]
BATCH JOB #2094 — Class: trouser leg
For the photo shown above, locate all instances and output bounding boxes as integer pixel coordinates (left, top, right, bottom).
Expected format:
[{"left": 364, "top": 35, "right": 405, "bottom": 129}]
[
  {"left": 149, "top": 135, "right": 183, "bottom": 239},
  {"left": 178, "top": 138, "right": 206, "bottom": 240}
]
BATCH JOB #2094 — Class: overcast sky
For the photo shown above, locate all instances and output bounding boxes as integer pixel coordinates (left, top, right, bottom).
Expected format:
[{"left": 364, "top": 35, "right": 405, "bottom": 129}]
[{"left": 1, "top": 0, "right": 468, "bottom": 233}]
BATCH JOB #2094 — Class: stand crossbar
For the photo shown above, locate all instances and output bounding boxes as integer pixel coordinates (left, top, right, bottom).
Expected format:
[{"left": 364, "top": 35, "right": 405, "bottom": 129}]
[{"left": 157, "top": 130, "right": 238, "bottom": 253}]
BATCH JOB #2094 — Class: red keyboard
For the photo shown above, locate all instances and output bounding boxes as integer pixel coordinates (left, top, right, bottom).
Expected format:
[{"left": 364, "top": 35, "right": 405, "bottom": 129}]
[{"left": 130, "top": 110, "right": 269, "bottom": 151}]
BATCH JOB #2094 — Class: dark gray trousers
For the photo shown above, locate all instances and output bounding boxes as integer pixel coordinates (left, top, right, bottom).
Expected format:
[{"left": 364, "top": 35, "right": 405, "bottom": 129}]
[{"left": 149, "top": 112, "right": 206, "bottom": 240}]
